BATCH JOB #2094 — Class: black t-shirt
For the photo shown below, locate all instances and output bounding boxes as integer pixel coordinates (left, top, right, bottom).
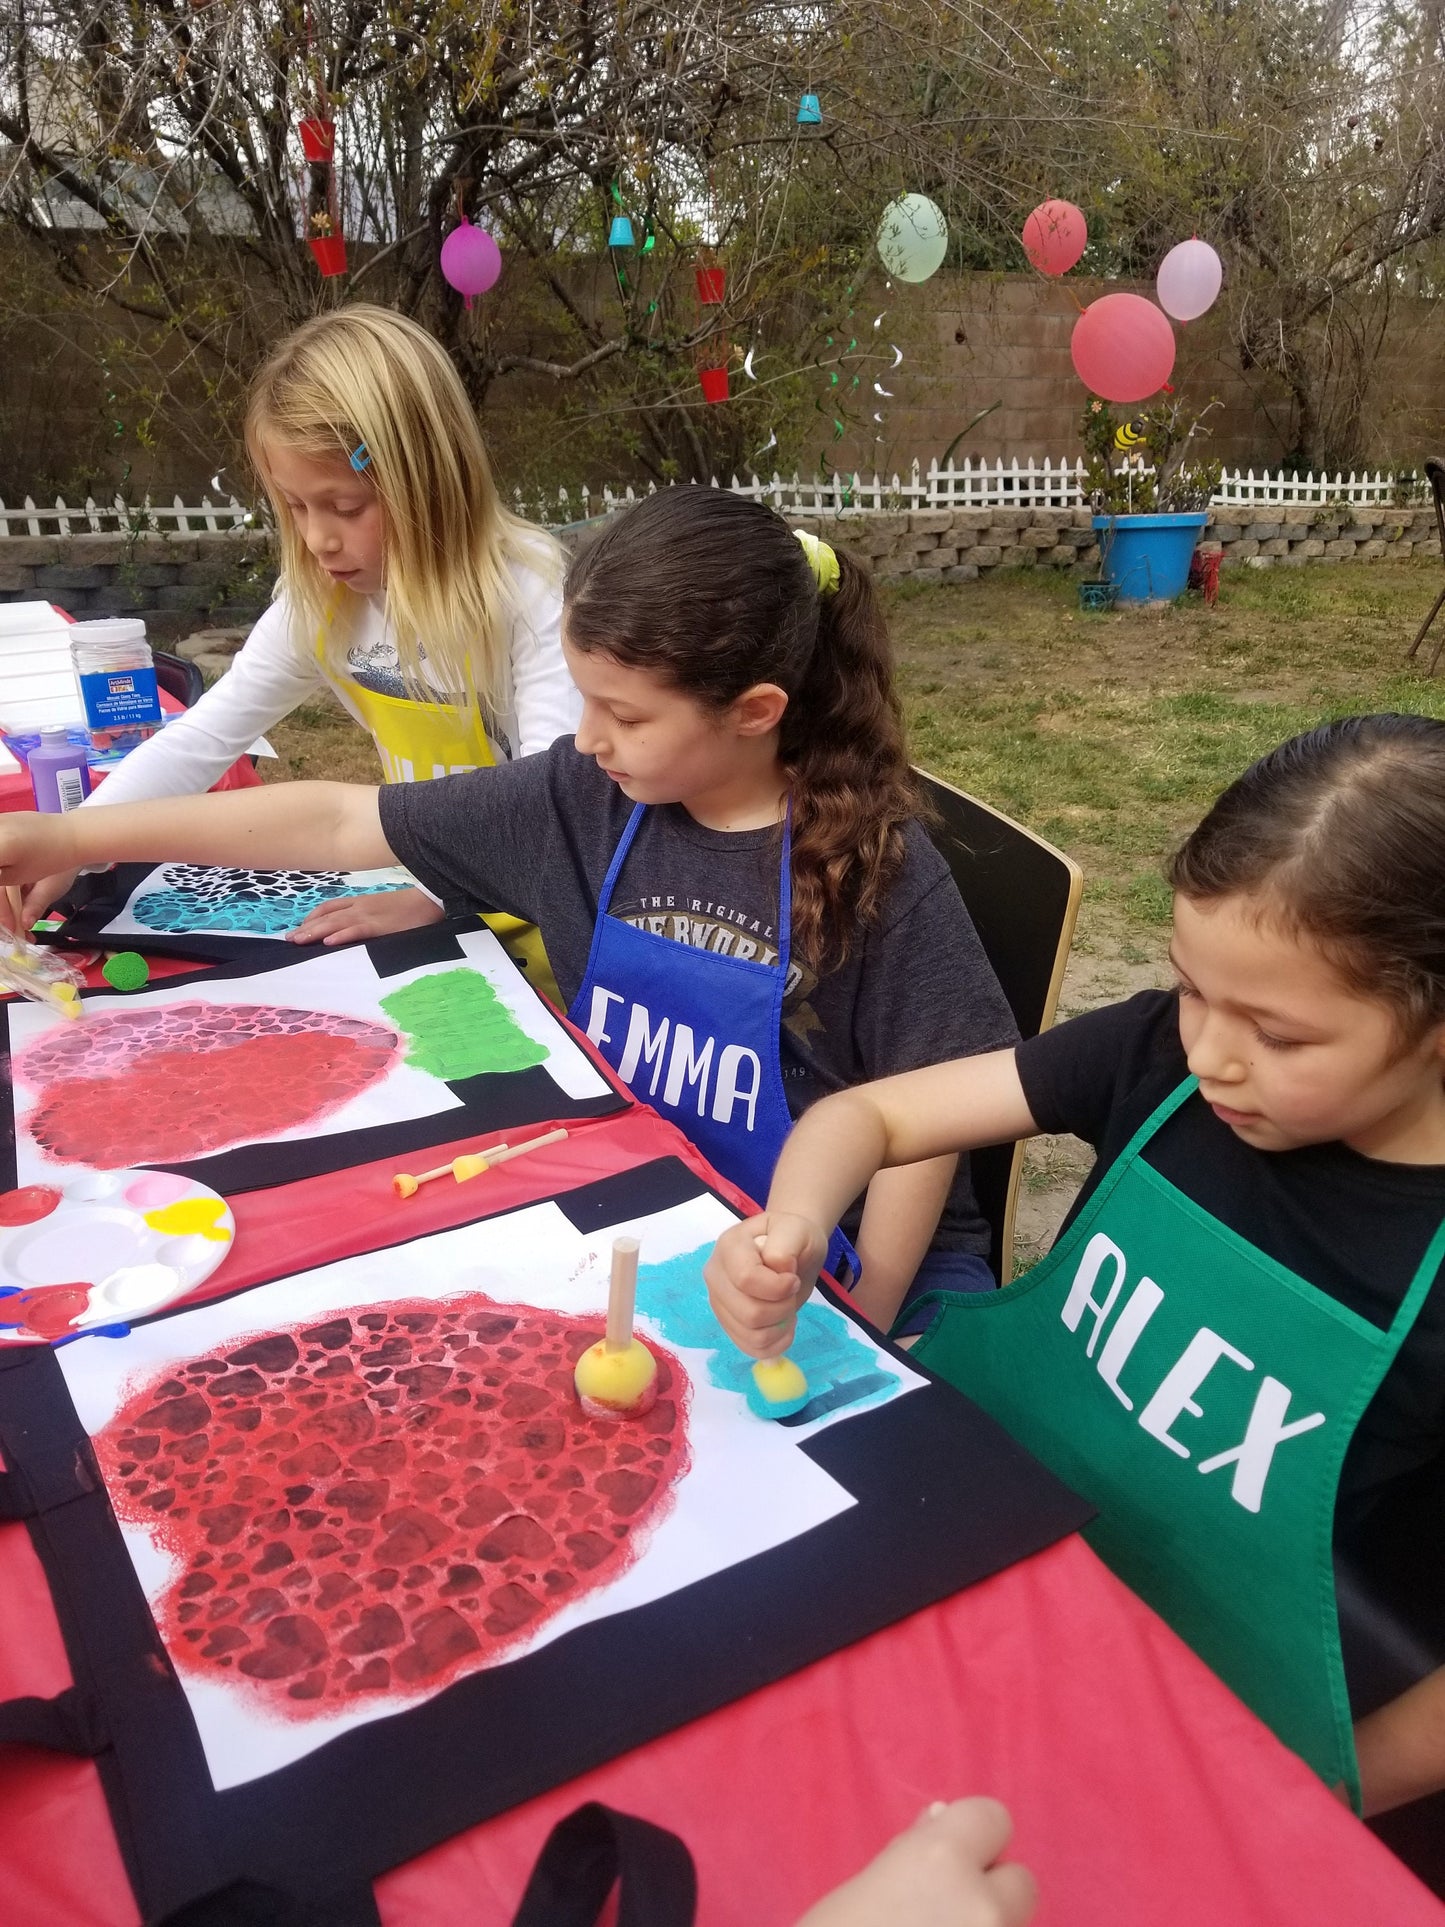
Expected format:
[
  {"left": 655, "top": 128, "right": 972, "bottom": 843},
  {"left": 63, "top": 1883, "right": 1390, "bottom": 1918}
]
[
  {"left": 380, "top": 739, "right": 1020, "bottom": 1252},
  {"left": 1015, "top": 989, "right": 1445, "bottom": 1534}
]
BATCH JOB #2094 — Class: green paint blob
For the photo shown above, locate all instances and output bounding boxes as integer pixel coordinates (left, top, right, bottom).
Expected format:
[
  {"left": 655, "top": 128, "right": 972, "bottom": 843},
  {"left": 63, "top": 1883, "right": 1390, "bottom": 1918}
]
[{"left": 379, "top": 968, "right": 548, "bottom": 1081}]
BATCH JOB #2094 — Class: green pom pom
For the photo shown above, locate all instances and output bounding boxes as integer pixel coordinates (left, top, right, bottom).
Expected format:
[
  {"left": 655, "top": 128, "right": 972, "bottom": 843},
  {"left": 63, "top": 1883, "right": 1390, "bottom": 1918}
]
[{"left": 102, "top": 951, "right": 149, "bottom": 992}]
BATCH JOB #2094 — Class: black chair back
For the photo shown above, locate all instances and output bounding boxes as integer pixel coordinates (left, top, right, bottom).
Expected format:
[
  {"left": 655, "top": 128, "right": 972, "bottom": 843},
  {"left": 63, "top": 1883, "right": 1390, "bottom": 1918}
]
[
  {"left": 153, "top": 649, "right": 204, "bottom": 709},
  {"left": 915, "top": 769, "right": 1082, "bottom": 1278}
]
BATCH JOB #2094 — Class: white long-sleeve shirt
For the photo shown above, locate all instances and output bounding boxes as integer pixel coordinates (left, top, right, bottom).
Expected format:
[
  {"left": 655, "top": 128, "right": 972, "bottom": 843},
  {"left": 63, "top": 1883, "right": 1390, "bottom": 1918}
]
[{"left": 86, "top": 562, "right": 575, "bottom": 807}]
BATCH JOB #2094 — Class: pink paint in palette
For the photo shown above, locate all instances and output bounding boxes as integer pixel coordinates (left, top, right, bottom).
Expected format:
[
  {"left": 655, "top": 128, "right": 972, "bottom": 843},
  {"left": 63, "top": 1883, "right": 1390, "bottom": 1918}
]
[{"left": 0, "top": 1169, "right": 235, "bottom": 1343}]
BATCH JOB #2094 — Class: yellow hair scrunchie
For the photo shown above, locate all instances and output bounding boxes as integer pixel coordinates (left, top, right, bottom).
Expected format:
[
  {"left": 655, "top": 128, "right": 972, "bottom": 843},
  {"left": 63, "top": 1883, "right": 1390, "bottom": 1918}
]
[{"left": 794, "top": 528, "right": 841, "bottom": 598}]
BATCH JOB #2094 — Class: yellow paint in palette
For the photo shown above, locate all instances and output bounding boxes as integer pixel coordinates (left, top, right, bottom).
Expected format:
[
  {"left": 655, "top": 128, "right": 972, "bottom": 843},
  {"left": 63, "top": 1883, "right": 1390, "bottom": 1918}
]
[{"left": 143, "top": 1199, "right": 233, "bottom": 1243}]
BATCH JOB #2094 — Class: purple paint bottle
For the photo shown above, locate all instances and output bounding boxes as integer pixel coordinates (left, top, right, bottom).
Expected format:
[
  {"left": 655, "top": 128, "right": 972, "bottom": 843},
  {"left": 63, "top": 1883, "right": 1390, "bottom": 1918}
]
[{"left": 28, "top": 727, "right": 92, "bottom": 813}]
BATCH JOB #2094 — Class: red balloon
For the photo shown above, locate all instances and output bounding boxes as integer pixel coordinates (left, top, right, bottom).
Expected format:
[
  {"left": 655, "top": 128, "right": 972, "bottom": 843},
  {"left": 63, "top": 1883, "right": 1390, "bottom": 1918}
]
[
  {"left": 1022, "top": 199, "right": 1087, "bottom": 275},
  {"left": 1070, "top": 294, "right": 1176, "bottom": 405}
]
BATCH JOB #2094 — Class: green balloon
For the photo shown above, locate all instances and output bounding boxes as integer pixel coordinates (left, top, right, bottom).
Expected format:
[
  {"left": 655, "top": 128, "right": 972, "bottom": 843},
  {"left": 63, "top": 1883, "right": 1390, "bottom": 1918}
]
[{"left": 876, "top": 194, "right": 949, "bottom": 283}]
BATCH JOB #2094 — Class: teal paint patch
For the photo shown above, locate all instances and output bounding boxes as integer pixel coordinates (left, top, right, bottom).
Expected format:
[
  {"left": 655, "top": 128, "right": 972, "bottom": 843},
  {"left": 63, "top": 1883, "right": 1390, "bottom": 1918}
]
[{"left": 634, "top": 1246, "right": 901, "bottom": 1418}]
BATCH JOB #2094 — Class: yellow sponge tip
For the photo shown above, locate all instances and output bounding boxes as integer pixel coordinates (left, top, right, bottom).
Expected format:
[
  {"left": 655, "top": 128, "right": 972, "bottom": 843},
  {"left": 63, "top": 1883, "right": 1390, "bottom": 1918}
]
[
  {"left": 747, "top": 1355, "right": 810, "bottom": 1419},
  {"left": 574, "top": 1337, "right": 658, "bottom": 1418}
]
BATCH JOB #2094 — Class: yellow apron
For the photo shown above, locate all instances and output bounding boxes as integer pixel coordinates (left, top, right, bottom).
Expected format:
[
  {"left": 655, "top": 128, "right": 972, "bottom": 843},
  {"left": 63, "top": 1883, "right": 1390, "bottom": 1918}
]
[{"left": 315, "top": 618, "right": 561, "bottom": 1005}]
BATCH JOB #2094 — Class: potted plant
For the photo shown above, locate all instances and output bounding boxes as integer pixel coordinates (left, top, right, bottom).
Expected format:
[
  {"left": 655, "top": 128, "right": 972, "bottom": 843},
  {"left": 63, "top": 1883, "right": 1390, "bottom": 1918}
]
[{"left": 1081, "top": 397, "right": 1222, "bottom": 603}]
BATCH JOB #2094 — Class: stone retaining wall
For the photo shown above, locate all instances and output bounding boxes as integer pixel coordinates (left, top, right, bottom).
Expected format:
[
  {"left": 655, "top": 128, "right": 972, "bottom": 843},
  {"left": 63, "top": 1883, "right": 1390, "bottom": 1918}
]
[
  {"left": 0, "top": 505, "right": 1437, "bottom": 642},
  {"left": 0, "top": 531, "right": 275, "bottom": 643},
  {"left": 786, "top": 503, "right": 1442, "bottom": 583}
]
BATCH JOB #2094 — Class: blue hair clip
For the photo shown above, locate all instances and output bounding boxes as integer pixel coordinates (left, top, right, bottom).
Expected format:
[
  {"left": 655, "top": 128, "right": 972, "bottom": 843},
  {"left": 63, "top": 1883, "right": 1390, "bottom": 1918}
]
[{"left": 350, "top": 441, "right": 371, "bottom": 472}]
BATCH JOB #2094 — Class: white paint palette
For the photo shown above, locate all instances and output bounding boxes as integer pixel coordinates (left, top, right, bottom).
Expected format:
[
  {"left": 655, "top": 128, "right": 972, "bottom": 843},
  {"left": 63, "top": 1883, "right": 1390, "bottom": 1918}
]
[{"left": 0, "top": 1169, "right": 235, "bottom": 1343}]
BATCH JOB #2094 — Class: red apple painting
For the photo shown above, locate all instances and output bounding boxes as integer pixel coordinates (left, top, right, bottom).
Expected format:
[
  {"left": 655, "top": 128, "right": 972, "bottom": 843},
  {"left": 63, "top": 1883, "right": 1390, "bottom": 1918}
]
[
  {"left": 14, "top": 1003, "right": 399, "bottom": 1167},
  {"left": 95, "top": 1294, "right": 690, "bottom": 1716}
]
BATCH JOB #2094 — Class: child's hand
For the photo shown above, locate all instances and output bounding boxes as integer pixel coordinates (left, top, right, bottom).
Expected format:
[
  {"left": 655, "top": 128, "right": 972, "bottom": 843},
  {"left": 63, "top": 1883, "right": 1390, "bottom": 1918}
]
[
  {"left": 704, "top": 1212, "right": 827, "bottom": 1358},
  {"left": 286, "top": 885, "right": 444, "bottom": 947},
  {"left": 21, "top": 867, "right": 80, "bottom": 924},
  {"left": 794, "top": 1798, "right": 1036, "bottom": 1927}
]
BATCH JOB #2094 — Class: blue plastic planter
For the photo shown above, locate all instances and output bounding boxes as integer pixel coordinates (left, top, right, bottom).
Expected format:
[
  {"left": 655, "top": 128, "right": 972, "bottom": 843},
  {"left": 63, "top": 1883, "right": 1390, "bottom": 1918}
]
[{"left": 1093, "top": 512, "right": 1208, "bottom": 603}]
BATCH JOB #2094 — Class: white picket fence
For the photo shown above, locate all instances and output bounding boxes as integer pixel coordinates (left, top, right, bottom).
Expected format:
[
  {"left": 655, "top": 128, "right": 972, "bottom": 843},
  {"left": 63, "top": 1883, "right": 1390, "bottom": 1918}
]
[
  {"left": 0, "top": 459, "right": 1422, "bottom": 538},
  {"left": 527, "top": 458, "right": 1419, "bottom": 525},
  {"left": 0, "top": 494, "right": 254, "bottom": 536}
]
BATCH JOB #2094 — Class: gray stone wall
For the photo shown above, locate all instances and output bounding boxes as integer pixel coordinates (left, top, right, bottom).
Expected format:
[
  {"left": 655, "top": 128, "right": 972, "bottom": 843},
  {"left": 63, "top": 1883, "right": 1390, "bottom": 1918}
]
[
  {"left": 0, "top": 530, "right": 276, "bottom": 643},
  {"left": 786, "top": 503, "right": 1442, "bottom": 582},
  {"left": 0, "top": 505, "right": 1437, "bottom": 645}
]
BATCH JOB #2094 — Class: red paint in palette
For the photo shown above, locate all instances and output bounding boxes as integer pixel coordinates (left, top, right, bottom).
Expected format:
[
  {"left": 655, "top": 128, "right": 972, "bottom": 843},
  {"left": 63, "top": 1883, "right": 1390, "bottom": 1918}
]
[
  {"left": 94, "top": 1296, "right": 691, "bottom": 1717},
  {"left": 0, "top": 1186, "right": 61, "bottom": 1226},
  {"left": 6, "top": 1283, "right": 92, "bottom": 1337}
]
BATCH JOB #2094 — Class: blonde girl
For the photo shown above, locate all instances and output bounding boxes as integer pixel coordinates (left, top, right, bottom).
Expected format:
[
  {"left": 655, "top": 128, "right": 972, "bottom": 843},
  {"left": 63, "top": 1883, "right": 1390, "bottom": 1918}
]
[
  {"left": 706, "top": 713, "right": 1445, "bottom": 1835},
  {"left": 25, "top": 305, "right": 577, "bottom": 962}
]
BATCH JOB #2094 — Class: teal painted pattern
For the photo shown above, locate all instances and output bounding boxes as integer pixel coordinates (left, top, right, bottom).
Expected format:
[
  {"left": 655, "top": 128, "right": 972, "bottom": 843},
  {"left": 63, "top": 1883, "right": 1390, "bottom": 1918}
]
[{"left": 634, "top": 1245, "right": 903, "bottom": 1420}]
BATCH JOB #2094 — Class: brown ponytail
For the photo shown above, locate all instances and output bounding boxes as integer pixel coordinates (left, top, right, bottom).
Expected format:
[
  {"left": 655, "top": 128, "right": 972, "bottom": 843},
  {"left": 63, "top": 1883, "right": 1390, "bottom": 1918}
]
[{"left": 564, "top": 489, "right": 919, "bottom": 971}]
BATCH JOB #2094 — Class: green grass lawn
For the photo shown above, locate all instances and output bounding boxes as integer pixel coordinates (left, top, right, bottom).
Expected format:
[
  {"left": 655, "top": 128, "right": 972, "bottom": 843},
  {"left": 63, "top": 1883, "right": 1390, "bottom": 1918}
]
[{"left": 887, "top": 558, "right": 1445, "bottom": 944}]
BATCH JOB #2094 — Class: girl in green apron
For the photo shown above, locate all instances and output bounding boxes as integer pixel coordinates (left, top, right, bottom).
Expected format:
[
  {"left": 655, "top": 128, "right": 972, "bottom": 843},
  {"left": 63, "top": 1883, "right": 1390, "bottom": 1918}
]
[
  {"left": 705, "top": 714, "right": 1445, "bottom": 1825},
  {"left": 26, "top": 305, "right": 576, "bottom": 995}
]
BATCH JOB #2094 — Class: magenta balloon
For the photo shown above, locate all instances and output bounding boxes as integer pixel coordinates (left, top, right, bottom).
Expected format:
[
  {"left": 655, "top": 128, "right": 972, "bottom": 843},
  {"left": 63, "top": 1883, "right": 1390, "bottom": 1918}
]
[
  {"left": 440, "top": 222, "right": 502, "bottom": 298},
  {"left": 1155, "top": 236, "right": 1223, "bottom": 322},
  {"left": 1070, "top": 294, "right": 1176, "bottom": 404},
  {"left": 1022, "top": 199, "right": 1087, "bottom": 276}
]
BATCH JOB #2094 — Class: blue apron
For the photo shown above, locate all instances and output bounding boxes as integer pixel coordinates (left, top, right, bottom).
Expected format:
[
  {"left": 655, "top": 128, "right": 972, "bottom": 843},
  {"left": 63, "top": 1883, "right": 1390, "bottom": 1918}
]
[{"left": 568, "top": 804, "right": 860, "bottom": 1283}]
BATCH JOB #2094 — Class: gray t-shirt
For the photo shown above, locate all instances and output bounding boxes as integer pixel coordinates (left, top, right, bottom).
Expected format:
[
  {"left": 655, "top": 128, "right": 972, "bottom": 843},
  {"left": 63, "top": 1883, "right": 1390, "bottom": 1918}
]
[{"left": 380, "top": 737, "right": 1020, "bottom": 1254}]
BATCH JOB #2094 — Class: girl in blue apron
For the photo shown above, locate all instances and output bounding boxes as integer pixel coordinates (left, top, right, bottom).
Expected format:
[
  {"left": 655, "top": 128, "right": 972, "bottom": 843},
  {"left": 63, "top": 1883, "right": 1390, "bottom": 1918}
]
[
  {"left": 23, "top": 305, "right": 577, "bottom": 995},
  {"left": 0, "top": 489, "right": 1019, "bottom": 1328},
  {"left": 705, "top": 714, "right": 1445, "bottom": 1830}
]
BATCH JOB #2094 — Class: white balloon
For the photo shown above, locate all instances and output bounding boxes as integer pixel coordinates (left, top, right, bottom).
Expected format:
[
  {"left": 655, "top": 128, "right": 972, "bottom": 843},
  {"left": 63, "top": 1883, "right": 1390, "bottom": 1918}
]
[
  {"left": 1156, "top": 237, "right": 1223, "bottom": 322},
  {"left": 876, "top": 195, "right": 948, "bottom": 283}
]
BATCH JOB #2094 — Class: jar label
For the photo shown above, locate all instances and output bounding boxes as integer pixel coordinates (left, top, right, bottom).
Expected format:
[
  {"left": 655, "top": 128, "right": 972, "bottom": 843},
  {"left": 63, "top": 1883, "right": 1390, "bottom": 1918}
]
[{"left": 79, "top": 665, "right": 161, "bottom": 730}]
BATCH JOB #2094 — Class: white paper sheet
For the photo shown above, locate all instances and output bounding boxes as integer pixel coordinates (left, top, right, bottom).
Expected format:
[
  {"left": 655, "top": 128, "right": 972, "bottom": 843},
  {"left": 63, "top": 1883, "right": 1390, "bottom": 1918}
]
[
  {"left": 8, "top": 926, "right": 609, "bottom": 1181},
  {"left": 98, "top": 863, "right": 415, "bottom": 942},
  {"left": 58, "top": 1189, "right": 922, "bottom": 1790}
]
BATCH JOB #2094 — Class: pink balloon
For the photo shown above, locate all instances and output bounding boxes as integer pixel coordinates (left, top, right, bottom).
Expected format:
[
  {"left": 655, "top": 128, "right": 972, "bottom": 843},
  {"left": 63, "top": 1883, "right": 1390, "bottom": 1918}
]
[
  {"left": 1156, "top": 236, "right": 1222, "bottom": 322},
  {"left": 1070, "top": 293, "right": 1176, "bottom": 404},
  {"left": 440, "top": 221, "right": 502, "bottom": 305},
  {"left": 1022, "top": 199, "right": 1087, "bottom": 276}
]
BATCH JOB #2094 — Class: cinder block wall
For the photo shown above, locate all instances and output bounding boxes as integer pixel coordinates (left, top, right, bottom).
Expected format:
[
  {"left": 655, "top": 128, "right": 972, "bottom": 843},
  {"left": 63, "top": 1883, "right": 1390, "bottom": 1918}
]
[
  {"left": 0, "top": 505, "right": 1437, "bottom": 644},
  {"left": 0, "top": 532, "right": 276, "bottom": 643},
  {"left": 785, "top": 504, "right": 1442, "bottom": 581}
]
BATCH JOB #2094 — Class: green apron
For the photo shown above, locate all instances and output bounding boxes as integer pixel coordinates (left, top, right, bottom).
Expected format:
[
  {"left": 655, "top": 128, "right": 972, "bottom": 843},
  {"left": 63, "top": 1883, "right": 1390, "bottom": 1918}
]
[{"left": 910, "top": 1075, "right": 1445, "bottom": 1808}]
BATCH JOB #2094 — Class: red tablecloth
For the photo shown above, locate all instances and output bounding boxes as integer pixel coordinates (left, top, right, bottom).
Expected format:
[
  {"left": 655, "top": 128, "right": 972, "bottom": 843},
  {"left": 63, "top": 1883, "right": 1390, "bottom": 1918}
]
[{"left": 0, "top": 985, "right": 1441, "bottom": 1922}]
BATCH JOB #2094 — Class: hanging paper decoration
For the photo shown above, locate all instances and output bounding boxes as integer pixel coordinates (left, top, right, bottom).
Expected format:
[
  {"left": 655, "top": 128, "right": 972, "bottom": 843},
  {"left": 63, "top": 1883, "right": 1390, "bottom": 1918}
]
[
  {"left": 875, "top": 195, "right": 949, "bottom": 284},
  {"left": 1156, "top": 236, "right": 1223, "bottom": 322},
  {"left": 699, "top": 367, "right": 730, "bottom": 404},
  {"left": 440, "top": 217, "right": 502, "bottom": 308},
  {"left": 608, "top": 214, "right": 635, "bottom": 248},
  {"left": 696, "top": 266, "right": 726, "bottom": 305},
  {"left": 1022, "top": 199, "right": 1088, "bottom": 276},
  {"left": 1070, "top": 294, "right": 1175, "bottom": 404},
  {"left": 298, "top": 117, "right": 335, "bottom": 162},
  {"left": 797, "top": 93, "right": 821, "bottom": 125}
]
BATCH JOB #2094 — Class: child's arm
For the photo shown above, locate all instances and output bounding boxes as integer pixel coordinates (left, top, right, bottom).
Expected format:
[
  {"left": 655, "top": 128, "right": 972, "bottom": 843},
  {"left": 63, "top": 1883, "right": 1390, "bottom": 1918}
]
[
  {"left": 851, "top": 1156, "right": 960, "bottom": 1330},
  {"left": 1355, "top": 1663, "right": 1445, "bottom": 1815},
  {"left": 23, "top": 606, "right": 326, "bottom": 919},
  {"left": 0, "top": 783, "right": 391, "bottom": 889},
  {"left": 704, "top": 1049, "right": 1039, "bottom": 1358}
]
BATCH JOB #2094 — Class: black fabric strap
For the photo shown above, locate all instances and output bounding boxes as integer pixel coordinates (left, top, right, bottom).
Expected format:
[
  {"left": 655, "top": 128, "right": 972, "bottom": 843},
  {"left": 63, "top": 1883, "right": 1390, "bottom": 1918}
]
[
  {"left": 0, "top": 1437, "right": 97, "bottom": 1518},
  {"left": 0, "top": 1684, "right": 107, "bottom": 1755},
  {"left": 510, "top": 1802, "right": 697, "bottom": 1927},
  {"left": 158, "top": 1878, "right": 383, "bottom": 1927}
]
